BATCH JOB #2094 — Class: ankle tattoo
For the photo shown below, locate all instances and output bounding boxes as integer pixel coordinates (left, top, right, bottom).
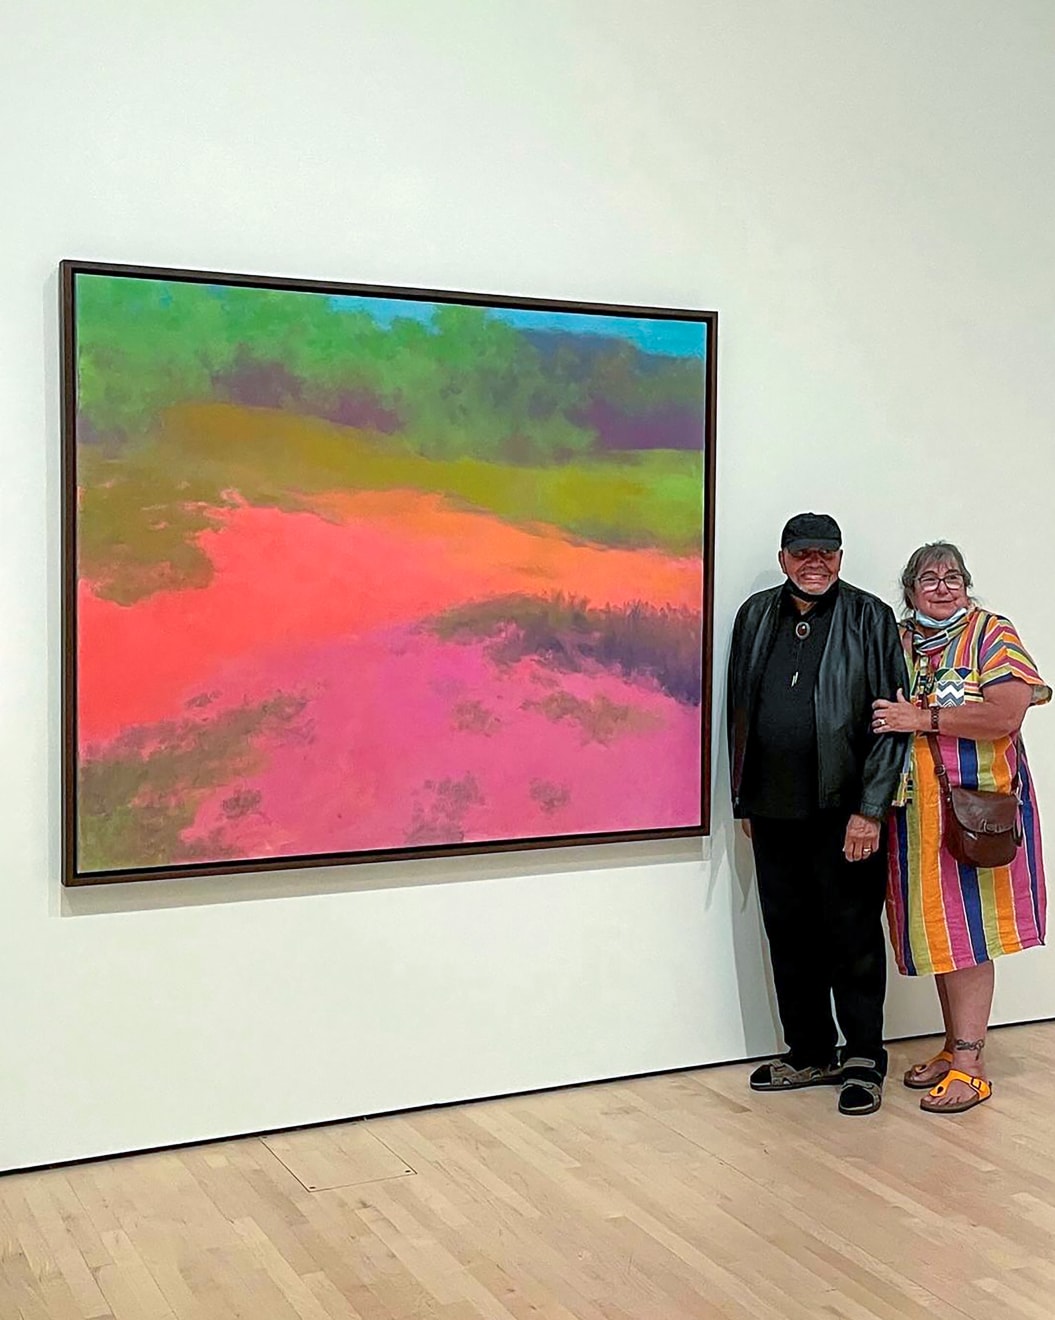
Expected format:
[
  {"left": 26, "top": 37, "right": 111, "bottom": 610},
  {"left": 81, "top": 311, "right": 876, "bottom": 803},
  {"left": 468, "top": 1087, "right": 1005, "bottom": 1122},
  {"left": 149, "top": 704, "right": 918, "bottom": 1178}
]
[{"left": 954, "top": 1037, "right": 985, "bottom": 1054}]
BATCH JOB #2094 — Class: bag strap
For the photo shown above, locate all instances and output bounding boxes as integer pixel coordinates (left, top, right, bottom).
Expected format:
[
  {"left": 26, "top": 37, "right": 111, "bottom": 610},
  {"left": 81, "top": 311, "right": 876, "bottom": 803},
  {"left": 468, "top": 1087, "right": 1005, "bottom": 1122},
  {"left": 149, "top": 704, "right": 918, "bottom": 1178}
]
[{"left": 925, "top": 732, "right": 956, "bottom": 810}]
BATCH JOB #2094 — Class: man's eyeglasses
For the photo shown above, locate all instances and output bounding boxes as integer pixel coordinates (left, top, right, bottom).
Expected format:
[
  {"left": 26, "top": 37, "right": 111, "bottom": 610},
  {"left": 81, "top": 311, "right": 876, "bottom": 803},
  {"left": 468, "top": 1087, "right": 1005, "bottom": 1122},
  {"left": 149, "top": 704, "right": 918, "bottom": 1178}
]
[{"left": 915, "top": 571, "right": 965, "bottom": 592}]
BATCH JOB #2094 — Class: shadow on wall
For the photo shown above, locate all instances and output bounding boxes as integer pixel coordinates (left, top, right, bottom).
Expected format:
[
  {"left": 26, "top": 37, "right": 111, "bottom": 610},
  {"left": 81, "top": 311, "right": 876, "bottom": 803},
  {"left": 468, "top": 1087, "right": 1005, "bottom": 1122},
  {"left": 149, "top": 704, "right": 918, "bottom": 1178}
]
[
  {"left": 712, "top": 568, "right": 783, "bottom": 1060},
  {"left": 59, "top": 834, "right": 706, "bottom": 917}
]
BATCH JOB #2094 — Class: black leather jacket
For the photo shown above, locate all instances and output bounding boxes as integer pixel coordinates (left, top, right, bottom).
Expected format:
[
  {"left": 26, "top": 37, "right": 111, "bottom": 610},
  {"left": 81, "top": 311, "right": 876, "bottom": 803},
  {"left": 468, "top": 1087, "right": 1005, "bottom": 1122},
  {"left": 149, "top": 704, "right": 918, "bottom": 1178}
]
[{"left": 727, "top": 580, "right": 909, "bottom": 820}]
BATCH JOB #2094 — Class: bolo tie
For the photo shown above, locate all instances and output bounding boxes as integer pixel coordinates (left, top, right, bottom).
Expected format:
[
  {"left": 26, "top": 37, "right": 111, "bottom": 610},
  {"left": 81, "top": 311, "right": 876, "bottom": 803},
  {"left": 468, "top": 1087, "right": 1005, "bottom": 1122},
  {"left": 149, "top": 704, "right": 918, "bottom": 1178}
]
[{"left": 790, "top": 618, "right": 811, "bottom": 687}]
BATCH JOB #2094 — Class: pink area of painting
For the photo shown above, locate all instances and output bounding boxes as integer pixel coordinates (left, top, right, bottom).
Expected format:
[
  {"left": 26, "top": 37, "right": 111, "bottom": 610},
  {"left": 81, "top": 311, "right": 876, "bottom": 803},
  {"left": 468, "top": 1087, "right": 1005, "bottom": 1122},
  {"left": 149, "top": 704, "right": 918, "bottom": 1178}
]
[
  {"left": 78, "top": 493, "right": 702, "bottom": 747},
  {"left": 179, "top": 624, "right": 702, "bottom": 860}
]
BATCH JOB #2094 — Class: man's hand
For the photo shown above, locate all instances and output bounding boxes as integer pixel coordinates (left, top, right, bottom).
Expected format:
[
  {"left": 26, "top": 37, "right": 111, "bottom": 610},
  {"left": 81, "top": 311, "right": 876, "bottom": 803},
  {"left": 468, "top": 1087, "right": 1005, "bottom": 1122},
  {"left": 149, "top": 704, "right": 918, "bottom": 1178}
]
[
  {"left": 843, "top": 813, "right": 880, "bottom": 863},
  {"left": 741, "top": 819, "right": 753, "bottom": 840}
]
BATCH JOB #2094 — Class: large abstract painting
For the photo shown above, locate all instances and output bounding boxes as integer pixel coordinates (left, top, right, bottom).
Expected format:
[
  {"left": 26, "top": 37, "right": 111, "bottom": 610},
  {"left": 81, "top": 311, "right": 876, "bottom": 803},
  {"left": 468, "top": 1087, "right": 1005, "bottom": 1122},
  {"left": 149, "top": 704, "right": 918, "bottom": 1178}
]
[{"left": 61, "top": 261, "right": 716, "bottom": 884}]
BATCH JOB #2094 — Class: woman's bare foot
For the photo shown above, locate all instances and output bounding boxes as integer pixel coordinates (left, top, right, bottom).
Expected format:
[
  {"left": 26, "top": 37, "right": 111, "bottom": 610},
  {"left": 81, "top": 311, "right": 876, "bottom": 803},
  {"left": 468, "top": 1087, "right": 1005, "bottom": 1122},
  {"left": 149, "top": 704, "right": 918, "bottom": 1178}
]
[
  {"left": 903, "top": 1048, "right": 953, "bottom": 1089},
  {"left": 920, "top": 1038, "right": 989, "bottom": 1111},
  {"left": 920, "top": 1068, "right": 991, "bottom": 1112}
]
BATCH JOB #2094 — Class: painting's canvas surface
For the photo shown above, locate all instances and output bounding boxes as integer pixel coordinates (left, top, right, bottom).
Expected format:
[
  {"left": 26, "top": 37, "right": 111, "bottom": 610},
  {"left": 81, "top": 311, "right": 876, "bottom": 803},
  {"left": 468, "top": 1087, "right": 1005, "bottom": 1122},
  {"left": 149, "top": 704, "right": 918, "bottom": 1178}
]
[{"left": 64, "top": 264, "right": 714, "bottom": 882}]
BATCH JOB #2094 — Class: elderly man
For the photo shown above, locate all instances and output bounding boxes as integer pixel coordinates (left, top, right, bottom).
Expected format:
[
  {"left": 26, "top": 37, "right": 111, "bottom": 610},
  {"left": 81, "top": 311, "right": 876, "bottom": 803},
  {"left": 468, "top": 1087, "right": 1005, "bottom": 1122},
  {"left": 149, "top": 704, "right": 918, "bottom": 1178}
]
[{"left": 727, "top": 513, "right": 908, "bottom": 1115}]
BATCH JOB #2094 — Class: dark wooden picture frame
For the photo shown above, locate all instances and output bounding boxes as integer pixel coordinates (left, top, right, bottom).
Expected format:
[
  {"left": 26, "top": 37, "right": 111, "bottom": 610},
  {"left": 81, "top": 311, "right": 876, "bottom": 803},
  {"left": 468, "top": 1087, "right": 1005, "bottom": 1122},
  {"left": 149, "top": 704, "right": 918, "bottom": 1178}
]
[{"left": 61, "top": 260, "right": 717, "bottom": 885}]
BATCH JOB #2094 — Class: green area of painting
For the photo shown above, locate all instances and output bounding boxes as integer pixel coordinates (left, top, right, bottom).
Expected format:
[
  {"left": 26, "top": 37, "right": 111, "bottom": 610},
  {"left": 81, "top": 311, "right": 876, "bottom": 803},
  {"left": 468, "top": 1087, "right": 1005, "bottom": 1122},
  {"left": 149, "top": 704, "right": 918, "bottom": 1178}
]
[
  {"left": 76, "top": 274, "right": 706, "bottom": 604},
  {"left": 78, "top": 692, "right": 307, "bottom": 873},
  {"left": 80, "top": 406, "right": 703, "bottom": 604},
  {"left": 76, "top": 275, "right": 704, "bottom": 463},
  {"left": 430, "top": 592, "right": 703, "bottom": 706},
  {"left": 522, "top": 691, "right": 660, "bottom": 745}
]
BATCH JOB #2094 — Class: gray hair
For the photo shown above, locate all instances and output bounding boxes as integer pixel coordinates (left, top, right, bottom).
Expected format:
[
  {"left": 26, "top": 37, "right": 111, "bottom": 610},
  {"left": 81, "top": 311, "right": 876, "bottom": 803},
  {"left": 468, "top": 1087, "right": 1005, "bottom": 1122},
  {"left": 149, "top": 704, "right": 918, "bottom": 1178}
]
[{"left": 899, "top": 541, "right": 974, "bottom": 614}]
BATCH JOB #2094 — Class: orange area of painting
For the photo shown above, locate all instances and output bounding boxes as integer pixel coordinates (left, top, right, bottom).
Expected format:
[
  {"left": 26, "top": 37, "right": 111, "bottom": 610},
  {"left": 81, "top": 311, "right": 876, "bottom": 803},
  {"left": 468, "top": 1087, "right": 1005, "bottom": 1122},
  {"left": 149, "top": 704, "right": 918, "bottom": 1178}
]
[{"left": 78, "top": 490, "right": 702, "bottom": 744}]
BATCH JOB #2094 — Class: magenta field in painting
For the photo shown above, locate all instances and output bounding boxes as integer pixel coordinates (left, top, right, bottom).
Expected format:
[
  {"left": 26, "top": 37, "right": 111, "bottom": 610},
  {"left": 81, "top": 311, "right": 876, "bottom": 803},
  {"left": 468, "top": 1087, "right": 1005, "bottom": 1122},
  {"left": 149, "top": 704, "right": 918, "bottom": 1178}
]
[{"left": 63, "top": 264, "right": 714, "bottom": 882}]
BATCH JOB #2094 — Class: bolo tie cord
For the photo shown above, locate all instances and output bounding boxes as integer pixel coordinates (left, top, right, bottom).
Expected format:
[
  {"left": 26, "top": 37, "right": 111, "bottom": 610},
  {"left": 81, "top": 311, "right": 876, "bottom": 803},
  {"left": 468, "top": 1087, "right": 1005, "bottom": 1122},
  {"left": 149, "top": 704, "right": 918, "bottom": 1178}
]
[{"left": 790, "top": 618, "right": 811, "bottom": 687}]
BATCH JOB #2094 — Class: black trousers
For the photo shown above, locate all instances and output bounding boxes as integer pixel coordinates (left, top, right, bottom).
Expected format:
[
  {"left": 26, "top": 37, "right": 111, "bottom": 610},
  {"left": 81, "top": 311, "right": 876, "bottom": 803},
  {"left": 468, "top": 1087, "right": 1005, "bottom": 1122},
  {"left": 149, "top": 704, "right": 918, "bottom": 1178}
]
[{"left": 750, "top": 812, "right": 888, "bottom": 1074}]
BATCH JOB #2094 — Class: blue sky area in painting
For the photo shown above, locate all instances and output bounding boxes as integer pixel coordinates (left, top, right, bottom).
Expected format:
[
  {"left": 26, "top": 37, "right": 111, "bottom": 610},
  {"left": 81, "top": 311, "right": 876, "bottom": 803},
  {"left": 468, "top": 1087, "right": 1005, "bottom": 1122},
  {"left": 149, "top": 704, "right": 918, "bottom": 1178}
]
[{"left": 327, "top": 295, "right": 707, "bottom": 359}]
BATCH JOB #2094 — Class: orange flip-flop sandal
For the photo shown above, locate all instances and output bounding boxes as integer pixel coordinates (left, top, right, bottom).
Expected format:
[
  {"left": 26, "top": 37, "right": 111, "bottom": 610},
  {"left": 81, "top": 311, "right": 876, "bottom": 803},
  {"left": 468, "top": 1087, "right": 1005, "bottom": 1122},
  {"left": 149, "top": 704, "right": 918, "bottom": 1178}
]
[
  {"left": 903, "top": 1049, "right": 953, "bottom": 1089},
  {"left": 920, "top": 1070, "right": 992, "bottom": 1114}
]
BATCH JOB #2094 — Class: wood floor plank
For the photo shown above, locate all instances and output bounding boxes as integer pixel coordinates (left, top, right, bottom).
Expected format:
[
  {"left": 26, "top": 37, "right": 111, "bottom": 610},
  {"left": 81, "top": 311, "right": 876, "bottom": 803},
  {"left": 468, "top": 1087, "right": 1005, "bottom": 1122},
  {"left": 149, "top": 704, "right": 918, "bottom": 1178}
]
[
  {"left": 20, "top": 1176, "right": 110, "bottom": 1319},
  {"left": 4, "top": 1023, "right": 1055, "bottom": 1318},
  {"left": 263, "top": 1125, "right": 415, "bottom": 1194}
]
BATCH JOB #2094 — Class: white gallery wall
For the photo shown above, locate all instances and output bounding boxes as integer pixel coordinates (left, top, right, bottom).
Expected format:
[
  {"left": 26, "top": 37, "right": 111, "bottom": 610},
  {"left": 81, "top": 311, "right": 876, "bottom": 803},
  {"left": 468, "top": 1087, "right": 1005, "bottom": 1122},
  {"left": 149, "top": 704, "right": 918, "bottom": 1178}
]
[{"left": 2, "top": 0, "right": 1053, "bottom": 1171}]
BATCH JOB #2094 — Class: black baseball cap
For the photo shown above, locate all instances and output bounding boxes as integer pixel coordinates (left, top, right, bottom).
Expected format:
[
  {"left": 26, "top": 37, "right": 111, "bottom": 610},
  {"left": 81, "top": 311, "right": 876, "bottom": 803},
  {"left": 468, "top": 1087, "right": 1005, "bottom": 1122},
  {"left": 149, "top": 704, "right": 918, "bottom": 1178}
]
[{"left": 781, "top": 512, "right": 842, "bottom": 552}]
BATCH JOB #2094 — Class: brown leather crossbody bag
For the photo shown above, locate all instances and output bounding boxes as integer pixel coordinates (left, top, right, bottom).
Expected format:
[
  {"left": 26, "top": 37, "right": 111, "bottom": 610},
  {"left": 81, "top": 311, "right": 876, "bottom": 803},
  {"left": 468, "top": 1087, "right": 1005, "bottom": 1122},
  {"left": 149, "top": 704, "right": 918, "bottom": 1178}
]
[{"left": 926, "top": 732, "right": 1022, "bottom": 868}]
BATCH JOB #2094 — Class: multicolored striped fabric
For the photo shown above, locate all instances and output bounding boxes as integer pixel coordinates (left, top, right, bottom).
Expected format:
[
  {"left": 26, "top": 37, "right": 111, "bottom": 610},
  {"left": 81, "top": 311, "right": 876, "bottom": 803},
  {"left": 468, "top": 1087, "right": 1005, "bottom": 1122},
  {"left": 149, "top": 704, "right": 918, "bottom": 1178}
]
[{"left": 886, "top": 610, "right": 1049, "bottom": 976}]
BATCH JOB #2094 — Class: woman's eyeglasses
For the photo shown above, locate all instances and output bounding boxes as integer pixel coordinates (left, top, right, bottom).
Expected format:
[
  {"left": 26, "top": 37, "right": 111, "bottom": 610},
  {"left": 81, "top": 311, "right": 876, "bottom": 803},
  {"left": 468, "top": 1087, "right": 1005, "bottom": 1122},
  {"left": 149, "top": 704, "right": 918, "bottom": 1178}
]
[{"left": 915, "top": 572, "right": 965, "bottom": 592}]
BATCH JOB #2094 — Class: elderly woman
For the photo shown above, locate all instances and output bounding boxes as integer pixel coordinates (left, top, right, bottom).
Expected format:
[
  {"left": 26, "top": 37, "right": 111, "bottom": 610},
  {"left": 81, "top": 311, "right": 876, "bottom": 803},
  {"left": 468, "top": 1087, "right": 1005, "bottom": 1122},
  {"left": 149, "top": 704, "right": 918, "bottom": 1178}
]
[{"left": 872, "top": 543, "right": 1048, "bottom": 1114}]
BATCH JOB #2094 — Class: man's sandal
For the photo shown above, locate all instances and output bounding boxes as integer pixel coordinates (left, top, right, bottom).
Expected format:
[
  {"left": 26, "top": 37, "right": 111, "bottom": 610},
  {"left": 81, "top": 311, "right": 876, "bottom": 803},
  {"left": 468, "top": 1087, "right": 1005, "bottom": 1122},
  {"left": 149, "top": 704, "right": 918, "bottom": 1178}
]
[
  {"left": 920, "top": 1070, "right": 992, "bottom": 1114},
  {"left": 903, "top": 1049, "right": 954, "bottom": 1090},
  {"left": 838, "top": 1067, "right": 883, "bottom": 1115},
  {"left": 749, "top": 1058, "right": 841, "bottom": 1091}
]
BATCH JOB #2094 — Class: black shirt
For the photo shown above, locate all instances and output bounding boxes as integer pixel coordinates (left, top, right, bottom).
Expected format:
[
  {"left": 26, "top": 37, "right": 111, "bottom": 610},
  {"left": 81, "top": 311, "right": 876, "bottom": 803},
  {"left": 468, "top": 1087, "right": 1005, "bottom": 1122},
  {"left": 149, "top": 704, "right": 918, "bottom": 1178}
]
[{"left": 740, "top": 581, "right": 838, "bottom": 819}]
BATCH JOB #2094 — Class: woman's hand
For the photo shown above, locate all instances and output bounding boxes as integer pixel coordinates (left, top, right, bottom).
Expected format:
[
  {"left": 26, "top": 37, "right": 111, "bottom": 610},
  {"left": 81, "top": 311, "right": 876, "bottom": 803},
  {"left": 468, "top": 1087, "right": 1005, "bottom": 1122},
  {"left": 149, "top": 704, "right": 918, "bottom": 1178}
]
[{"left": 872, "top": 689, "right": 925, "bottom": 735}]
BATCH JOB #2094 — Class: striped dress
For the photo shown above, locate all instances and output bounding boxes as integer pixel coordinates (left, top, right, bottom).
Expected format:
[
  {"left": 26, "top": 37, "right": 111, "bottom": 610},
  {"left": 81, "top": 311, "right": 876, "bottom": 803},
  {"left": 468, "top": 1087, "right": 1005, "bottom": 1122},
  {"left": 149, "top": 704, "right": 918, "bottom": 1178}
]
[{"left": 886, "top": 610, "right": 1049, "bottom": 976}]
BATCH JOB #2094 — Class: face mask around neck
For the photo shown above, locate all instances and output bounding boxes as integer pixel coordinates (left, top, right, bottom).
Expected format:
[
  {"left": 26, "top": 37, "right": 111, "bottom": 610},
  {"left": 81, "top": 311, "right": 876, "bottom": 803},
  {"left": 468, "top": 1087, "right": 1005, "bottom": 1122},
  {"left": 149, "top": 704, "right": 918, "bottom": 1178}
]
[
  {"left": 786, "top": 578, "right": 837, "bottom": 604},
  {"left": 915, "top": 605, "right": 968, "bottom": 630}
]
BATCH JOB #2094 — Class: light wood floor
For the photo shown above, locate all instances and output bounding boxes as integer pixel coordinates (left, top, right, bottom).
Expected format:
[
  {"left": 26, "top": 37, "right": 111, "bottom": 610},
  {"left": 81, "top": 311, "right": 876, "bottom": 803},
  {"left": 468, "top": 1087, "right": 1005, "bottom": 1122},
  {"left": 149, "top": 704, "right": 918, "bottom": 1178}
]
[{"left": 3, "top": 1024, "right": 1054, "bottom": 1320}]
